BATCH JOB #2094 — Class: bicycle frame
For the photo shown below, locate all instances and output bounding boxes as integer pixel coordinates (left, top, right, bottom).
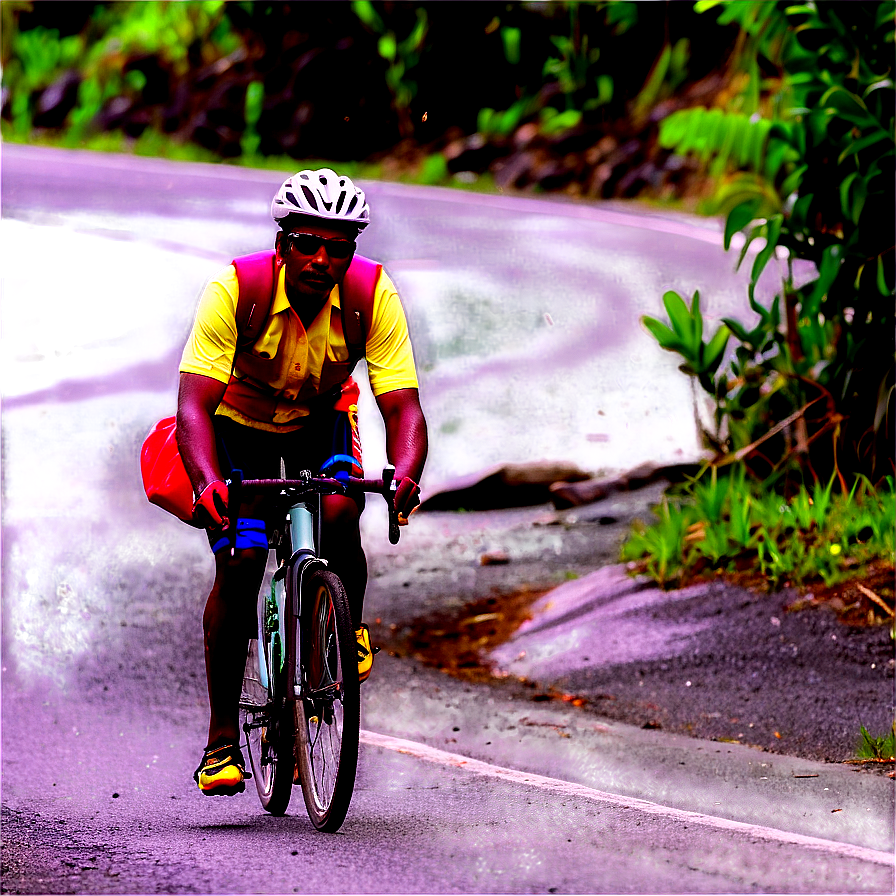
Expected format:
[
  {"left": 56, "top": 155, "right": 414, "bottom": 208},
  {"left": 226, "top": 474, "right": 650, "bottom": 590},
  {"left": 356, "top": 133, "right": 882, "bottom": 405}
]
[
  {"left": 238, "top": 465, "right": 400, "bottom": 827},
  {"left": 242, "top": 465, "right": 399, "bottom": 698}
]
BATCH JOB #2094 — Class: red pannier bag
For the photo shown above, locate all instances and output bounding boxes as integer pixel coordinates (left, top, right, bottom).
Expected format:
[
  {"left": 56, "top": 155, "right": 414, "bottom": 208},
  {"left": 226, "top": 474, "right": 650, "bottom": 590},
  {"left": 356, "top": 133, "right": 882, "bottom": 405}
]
[{"left": 140, "top": 416, "right": 199, "bottom": 526}]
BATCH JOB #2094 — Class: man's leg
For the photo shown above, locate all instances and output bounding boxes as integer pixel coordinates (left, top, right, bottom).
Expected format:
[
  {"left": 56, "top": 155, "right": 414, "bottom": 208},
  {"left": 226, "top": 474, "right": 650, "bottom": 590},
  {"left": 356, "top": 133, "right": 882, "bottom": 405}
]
[
  {"left": 320, "top": 494, "right": 367, "bottom": 627},
  {"left": 203, "top": 546, "right": 266, "bottom": 748}
]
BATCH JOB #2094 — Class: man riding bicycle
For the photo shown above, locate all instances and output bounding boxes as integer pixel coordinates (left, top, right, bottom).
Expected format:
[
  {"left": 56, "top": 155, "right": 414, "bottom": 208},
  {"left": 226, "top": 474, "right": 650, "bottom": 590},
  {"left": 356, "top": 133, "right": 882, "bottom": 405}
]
[{"left": 176, "top": 169, "right": 428, "bottom": 796}]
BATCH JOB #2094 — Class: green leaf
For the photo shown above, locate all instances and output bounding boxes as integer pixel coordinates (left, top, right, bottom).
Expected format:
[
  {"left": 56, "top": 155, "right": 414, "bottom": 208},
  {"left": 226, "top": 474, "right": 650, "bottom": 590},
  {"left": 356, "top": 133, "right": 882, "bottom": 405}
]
[
  {"left": 691, "top": 290, "right": 703, "bottom": 348},
  {"left": 541, "top": 109, "right": 582, "bottom": 136},
  {"left": 750, "top": 215, "right": 783, "bottom": 285},
  {"left": 821, "top": 85, "right": 873, "bottom": 127},
  {"left": 663, "top": 290, "right": 696, "bottom": 346},
  {"left": 838, "top": 130, "right": 892, "bottom": 164},
  {"left": 658, "top": 110, "right": 689, "bottom": 148},
  {"left": 722, "top": 317, "right": 752, "bottom": 344},
  {"left": 764, "top": 138, "right": 791, "bottom": 181},
  {"left": 501, "top": 26, "right": 521, "bottom": 65},
  {"left": 809, "top": 244, "right": 842, "bottom": 306},
  {"left": 877, "top": 255, "right": 891, "bottom": 296},
  {"left": 642, "top": 316, "right": 687, "bottom": 354},
  {"left": 378, "top": 33, "right": 397, "bottom": 62},
  {"left": 477, "top": 107, "right": 495, "bottom": 134},
  {"left": 780, "top": 164, "right": 807, "bottom": 197},
  {"left": 703, "top": 325, "right": 731, "bottom": 373},
  {"left": 725, "top": 199, "right": 760, "bottom": 249},
  {"left": 352, "top": 0, "right": 383, "bottom": 32},
  {"left": 736, "top": 222, "right": 766, "bottom": 272}
]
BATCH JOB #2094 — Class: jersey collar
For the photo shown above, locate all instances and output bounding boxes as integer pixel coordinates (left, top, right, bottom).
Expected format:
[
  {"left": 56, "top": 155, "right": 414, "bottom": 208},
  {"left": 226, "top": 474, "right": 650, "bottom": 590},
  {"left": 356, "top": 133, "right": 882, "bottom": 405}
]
[{"left": 272, "top": 266, "right": 340, "bottom": 314}]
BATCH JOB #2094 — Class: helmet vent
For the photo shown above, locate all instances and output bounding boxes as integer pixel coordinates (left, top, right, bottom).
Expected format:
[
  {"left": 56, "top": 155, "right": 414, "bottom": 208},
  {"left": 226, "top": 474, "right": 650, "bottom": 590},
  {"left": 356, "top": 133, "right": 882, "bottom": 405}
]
[
  {"left": 345, "top": 195, "right": 358, "bottom": 215},
  {"left": 300, "top": 186, "right": 319, "bottom": 211},
  {"left": 335, "top": 191, "right": 346, "bottom": 214}
]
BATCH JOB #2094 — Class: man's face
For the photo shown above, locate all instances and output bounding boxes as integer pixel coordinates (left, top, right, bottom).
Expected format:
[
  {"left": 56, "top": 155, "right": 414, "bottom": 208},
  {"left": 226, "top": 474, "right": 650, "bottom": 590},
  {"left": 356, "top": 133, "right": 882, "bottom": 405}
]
[{"left": 276, "top": 219, "right": 358, "bottom": 303}]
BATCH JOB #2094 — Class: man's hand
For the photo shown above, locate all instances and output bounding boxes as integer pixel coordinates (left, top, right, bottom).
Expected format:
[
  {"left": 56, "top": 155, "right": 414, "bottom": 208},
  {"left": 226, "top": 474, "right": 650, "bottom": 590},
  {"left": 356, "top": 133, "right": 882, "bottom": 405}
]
[
  {"left": 194, "top": 480, "right": 229, "bottom": 528},
  {"left": 393, "top": 476, "right": 420, "bottom": 524}
]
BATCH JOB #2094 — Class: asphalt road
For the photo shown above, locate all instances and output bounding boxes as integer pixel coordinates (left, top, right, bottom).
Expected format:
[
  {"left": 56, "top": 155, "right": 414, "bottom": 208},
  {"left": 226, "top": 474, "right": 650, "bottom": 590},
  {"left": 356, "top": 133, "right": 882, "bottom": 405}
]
[{"left": 2, "top": 146, "right": 893, "bottom": 894}]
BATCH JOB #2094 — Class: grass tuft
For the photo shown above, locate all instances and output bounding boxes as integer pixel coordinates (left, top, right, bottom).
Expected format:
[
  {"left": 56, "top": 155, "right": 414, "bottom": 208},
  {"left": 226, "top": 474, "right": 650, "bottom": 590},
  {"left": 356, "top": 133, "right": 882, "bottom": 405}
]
[
  {"left": 622, "top": 472, "right": 896, "bottom": 607},
  {"left": 855, "top": 723, "right": 896, "bottom": 761}
]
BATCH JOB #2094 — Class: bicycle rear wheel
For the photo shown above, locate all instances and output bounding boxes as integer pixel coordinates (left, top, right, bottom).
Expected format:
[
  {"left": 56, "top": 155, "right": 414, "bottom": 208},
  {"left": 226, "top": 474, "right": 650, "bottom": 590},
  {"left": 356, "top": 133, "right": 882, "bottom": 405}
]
[
  {"left": 295, "top": 568, "right": 360, "bottom": 832},
  {"left": 241, "top": 618, "right": 295, "bottom": 815}
]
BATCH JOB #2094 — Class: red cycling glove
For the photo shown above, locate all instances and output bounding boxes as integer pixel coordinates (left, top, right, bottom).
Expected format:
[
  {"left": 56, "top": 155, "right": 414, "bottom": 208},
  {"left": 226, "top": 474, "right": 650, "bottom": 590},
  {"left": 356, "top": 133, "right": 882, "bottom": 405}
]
[
  {"left": 193, "top": 480, "right": 229, "bottom": 528},
  {"left": 394, "top": 477, "right": 420, "bottom": 524}
]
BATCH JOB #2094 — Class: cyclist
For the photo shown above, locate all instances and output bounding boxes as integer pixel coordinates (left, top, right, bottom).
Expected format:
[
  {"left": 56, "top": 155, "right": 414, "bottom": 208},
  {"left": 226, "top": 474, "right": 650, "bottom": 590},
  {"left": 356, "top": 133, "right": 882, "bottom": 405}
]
[{"left": 177, "top": 169, "right": 427, "bottom": 796}]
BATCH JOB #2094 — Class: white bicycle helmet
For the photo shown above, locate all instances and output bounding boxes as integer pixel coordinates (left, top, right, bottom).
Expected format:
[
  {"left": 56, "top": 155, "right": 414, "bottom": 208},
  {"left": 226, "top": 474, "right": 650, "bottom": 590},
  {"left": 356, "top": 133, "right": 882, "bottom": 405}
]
[{"left": 271, "top": 168, "right": 370, "bottom": 230}]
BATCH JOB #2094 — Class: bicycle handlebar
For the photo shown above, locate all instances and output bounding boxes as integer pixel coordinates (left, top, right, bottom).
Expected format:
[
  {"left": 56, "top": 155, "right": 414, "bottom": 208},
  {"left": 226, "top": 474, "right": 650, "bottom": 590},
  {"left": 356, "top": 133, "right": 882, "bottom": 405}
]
[{"left": 231, "top": 464, "right": 403, "bottom": 544}]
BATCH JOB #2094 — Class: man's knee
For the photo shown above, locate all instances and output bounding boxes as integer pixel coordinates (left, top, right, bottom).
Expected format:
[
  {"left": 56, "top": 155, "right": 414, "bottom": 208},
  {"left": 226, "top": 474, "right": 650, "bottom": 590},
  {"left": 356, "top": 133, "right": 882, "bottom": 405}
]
[
  {"left": 211, "top": 547, "right": 267, "bottom": 603},
  {"left": 322, "top": 494, "right": 362, "bottom": 536}
]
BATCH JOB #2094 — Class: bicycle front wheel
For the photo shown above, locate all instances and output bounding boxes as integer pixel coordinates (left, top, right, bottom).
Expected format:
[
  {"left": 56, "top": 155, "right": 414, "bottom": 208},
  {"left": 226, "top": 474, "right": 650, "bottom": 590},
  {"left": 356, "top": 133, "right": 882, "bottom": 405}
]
[{"left": 295, "top": 568, "right": 360, "bottom": 832}]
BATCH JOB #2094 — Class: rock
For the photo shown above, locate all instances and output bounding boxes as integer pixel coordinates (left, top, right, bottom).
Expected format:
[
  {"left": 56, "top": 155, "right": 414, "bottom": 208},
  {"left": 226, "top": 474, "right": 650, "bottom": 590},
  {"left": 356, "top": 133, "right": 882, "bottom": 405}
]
[
  {"left": 480, "top": 550, "right": 510, "bottom": 566},
  {"left": 549, "top": 462, "right": 701, "bottom": 509},
  {"left": 420, "top": 461, "right": 591, "bottom": 512},
  {"left": 32, "top": 71, "right": 81, "bottom": 129},
  {"left": 549, "top": 480, "right": 609, "bottom": 508}
]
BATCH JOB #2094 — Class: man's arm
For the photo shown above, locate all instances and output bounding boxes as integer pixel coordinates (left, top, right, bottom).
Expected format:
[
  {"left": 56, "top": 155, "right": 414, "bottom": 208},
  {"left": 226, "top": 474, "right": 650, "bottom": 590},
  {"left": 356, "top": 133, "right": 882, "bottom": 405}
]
[
  {"left": 177, "top": 372, "right": 229, "bottom": 524},
  {"left": 375, "top": 387, "right": 428, "bottom": 517}
]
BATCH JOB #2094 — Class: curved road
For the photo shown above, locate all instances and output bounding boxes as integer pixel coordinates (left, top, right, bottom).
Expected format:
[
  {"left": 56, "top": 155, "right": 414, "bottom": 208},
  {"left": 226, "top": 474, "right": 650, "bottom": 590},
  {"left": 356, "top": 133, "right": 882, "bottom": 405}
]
[{"left": 2, "top": 145, "right": 891, "bottom": 894}]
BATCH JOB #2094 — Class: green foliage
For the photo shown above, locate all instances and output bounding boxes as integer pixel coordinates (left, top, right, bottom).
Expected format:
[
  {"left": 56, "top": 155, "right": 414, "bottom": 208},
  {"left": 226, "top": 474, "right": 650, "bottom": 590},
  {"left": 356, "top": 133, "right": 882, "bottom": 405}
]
[
  {"left": 622, "top": 472, "right": 896, "bottom": 591},
  {"left": 478, "top": 100, "right": 533, "bottom": 140},
  {"left": 419, "top": 152, "right": 448, "bottom": 185},
  {"left": 631, "top": 38, "right": 690, "bottom": 125},
  {"left": 539, "top": 107, "right": 583, "bottom": 137},
  {"left": 242, "top": 81, "right": 264, "bottom": 157},
  {"left": 648, "top": 1, "right": 895, "bottom": 485},
  {"left": 855, "top": 723, "right": 896, "bottom": 761},
  {"left": 622, "top": 497, "right": 692, "bottom": 588},
  {"left": 472, "top": 2, "right": 642, "bottom": 141},
  {"left": 642, "top": 290, "right": 730, "bottom": 394},
  {"left": 353, "top": 1, "right": 428, "bottom": 140},
  {"left": 2, "top": 2, "right": 240, "bottom": 138}
]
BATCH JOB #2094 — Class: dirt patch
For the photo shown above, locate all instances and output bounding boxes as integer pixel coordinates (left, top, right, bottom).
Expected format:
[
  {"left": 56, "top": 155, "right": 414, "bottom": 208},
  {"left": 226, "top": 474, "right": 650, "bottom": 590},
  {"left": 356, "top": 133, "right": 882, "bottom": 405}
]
[
  {"left": 785, "top": 561, "right": 895, "bottom": 628},
  {"left": 374, "top": 564, "right": 895, "bottom": 767},
  {"left": 376, "top": 585, "right": 549, "bottom": 684}
]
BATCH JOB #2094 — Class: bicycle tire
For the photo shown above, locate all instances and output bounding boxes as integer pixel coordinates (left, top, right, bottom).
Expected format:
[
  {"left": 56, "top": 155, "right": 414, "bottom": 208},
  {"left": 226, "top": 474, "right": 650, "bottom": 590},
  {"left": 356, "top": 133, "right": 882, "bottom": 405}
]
[
  {"left": 241, "top": 631, "right": 295, "bottom": 815},
  {"left": 294, "top": 568, "right": 360, "bottom": 832}
]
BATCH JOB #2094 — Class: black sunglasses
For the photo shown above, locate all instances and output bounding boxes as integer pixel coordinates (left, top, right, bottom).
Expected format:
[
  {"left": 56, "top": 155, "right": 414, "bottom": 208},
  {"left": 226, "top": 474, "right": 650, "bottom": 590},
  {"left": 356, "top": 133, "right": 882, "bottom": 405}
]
[{"left": 286, "top": 232, "right": 356, "bottom": 259}]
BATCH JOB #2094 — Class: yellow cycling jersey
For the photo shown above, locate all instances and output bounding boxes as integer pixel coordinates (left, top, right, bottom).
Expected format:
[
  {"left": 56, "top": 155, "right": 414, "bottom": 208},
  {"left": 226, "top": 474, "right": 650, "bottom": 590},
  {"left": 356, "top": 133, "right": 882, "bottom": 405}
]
[{"left": 180, "top": 262, "right": 418, "bottom": 432}]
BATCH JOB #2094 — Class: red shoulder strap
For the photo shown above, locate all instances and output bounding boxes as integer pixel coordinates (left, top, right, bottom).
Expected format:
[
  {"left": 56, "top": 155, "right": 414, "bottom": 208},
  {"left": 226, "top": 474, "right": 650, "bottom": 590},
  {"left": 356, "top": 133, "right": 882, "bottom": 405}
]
[
  {"left": 232, "top": 250, "right": 280, "bottom": 350},
  {"left": 340, "top": 254, "right": 382, "bottom": 368}
]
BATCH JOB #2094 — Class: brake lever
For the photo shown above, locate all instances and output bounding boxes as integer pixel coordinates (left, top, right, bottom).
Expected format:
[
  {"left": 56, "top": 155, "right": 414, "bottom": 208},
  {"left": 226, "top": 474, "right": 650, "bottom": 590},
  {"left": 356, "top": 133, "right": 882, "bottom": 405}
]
[{"left": 382, "top": 464, "right": 400, "bottom": 545}]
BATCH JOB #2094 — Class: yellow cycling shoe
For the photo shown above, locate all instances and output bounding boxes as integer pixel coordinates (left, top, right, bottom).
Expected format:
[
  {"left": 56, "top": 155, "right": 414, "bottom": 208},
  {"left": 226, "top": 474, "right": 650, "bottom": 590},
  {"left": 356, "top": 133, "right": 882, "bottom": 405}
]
[
  {"left": 193, "top": 743, "right": 250, "bottom": 796},
  {"left": 356, "top": 624, "right": 377, "bottom": 683}
]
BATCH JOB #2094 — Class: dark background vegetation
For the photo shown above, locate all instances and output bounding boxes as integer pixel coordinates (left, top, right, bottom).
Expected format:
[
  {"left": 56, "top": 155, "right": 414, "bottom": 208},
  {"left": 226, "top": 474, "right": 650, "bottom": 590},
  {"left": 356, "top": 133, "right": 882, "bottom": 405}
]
[{"left": 1, "top": 1, "right": 741, "bottom": 200}]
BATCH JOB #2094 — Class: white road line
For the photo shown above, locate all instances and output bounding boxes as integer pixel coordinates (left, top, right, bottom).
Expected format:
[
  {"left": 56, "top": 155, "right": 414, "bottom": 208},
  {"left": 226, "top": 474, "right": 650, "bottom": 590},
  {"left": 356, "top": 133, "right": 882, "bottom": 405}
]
[{"left": 360, "top": 729, "right": 895, "bottom": 868}]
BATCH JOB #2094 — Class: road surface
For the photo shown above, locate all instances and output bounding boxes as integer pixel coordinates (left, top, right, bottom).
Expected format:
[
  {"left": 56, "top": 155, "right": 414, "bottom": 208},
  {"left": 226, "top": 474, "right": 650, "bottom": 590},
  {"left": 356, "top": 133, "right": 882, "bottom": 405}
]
[{"left": 2, "top": 145, "right": 892, "bottom": 894}]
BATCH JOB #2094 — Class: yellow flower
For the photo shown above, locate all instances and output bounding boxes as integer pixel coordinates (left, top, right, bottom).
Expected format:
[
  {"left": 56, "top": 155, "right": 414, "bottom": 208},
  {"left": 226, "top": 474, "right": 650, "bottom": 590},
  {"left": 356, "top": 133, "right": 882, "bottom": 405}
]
[{"left": 830, "top": 544, "right": 842, "bottom": 555}]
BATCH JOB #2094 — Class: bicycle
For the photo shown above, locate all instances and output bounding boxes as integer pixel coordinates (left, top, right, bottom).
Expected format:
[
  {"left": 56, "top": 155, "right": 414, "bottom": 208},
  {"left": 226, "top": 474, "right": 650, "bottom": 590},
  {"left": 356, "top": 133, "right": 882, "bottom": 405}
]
[{"left": 237, "top": 464, "right": 401, "bottom": 832}]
